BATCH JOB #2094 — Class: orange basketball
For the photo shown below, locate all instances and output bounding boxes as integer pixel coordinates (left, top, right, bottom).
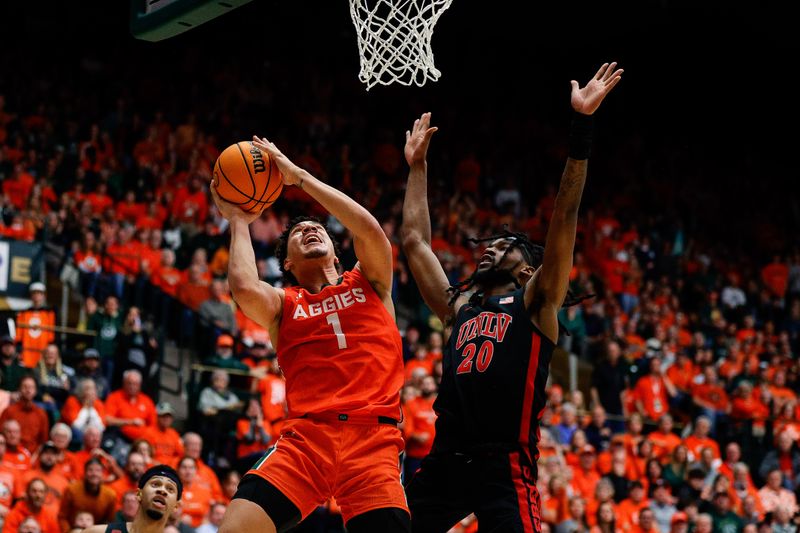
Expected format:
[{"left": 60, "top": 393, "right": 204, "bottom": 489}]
[{"left": 213, "top": 141, "right": 283, "bottom": 213}]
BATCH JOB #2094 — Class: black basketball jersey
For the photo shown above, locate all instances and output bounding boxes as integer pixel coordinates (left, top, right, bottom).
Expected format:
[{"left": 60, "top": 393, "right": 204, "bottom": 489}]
[
  {"left": 432, "top": 287, "right": 555, "bottom": 469},
  {"left": 104, "top": 523, "right": 130, "bottom": 533}
]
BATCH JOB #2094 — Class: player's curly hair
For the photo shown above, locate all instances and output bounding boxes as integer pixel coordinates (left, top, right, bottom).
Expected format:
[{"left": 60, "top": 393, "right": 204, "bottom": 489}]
[
  {"left": 275, "top": 215, "right": 342, "bottom": 286},
  {"left": 447, "top": 227, "right": 592, "bottom": 332}
]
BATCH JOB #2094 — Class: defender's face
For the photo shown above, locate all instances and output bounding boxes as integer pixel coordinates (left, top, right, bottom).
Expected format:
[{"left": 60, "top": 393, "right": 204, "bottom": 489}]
[
  {"left": 286, "top": 221, "right": 335, "bottom": 268},
  {"left": 140, "top": 475, "right": 180, "bottom": 517},
  {"left": 477, "top": 238, "right": 525, "bottom": 273}
]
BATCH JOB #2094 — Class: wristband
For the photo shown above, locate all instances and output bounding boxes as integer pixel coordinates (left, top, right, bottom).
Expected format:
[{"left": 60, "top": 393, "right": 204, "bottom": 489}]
[{"left": 568, "top": 112, "right": 594, "bottom": 160}]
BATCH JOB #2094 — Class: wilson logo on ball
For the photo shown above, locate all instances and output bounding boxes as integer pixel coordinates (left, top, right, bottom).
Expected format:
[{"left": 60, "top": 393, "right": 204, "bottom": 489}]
[{"left": 250, "top": 144, "right": 266, "bottom": 173}]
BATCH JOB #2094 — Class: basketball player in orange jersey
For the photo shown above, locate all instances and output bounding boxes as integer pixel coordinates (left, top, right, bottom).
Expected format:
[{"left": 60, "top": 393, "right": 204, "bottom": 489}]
[
  {"left": 401, "top": 62, "right": 622, "bottom": 532},
  {"left": 213, "top": 136, "right": 409, "bottom": 533}
]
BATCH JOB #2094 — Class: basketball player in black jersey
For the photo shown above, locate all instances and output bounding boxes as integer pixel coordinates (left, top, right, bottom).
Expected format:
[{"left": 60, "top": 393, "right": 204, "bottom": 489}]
[
  {"left": 400, "top": 62, "right": 623, "bottom": 532},
  {"left": 83, "top": 465, "right": 182, "bottom": 533}
]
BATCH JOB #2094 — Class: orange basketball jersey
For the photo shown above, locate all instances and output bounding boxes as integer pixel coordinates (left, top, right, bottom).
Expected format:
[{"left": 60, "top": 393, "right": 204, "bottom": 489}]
[{"left": 277, "top": 267, "right": 403, "bottom": 420}]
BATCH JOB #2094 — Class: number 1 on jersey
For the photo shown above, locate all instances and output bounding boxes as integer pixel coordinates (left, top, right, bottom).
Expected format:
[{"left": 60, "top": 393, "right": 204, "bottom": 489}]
[{"left": 326, "top": 312, "right": 348, "bottom": 349}]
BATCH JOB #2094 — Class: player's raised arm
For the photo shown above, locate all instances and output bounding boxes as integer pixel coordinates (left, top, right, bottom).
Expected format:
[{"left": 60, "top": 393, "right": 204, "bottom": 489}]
[
  {"left": 526, "top": 62, "right": 623, "bottom": 342},
  {"left": 210, "top": 184, "right": 284, "bottom": 330},
  {"left": 399, "top": 113, "right": 453, "bottom": 323},
  {"left": 253, "top": 137, "right": 393, "bottom": 302}
]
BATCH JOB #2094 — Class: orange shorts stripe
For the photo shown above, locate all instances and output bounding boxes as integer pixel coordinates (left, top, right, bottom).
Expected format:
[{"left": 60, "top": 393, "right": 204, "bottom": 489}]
[{"left": 246, "top": 418, "right": 407, "bottom": 524}]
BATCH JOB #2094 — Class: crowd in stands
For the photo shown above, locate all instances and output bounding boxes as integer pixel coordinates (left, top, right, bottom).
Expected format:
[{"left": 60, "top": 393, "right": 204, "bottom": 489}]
[{"left": 2, "top": 33, "right": 800, "bottom": 533}]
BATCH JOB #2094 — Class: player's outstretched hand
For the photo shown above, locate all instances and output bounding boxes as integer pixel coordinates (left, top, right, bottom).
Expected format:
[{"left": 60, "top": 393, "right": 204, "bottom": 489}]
[
  {"left": 252, "top": 136, "right": 303, "bottom": 187},
  {"left": 210, "top": 180, "right": 261, "bottom": 224},
  {"left": 570, "top": 62, "right": 623, "bottom": 115},
  {"left": 405, "top": 112, "right": 438, "bottom": 167}
]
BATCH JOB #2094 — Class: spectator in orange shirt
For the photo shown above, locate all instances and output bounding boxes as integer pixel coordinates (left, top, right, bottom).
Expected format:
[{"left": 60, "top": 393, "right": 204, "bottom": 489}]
[
  {"left": 235, "top": 399, "right": 272, "bottom": 463},
  {"left": 761, "top": 255, "right": 789, "bottom": 298},
  {"left": 2, "top": 478, "right": 60, "bottom": 533},
  {"left": 60, "top": 379, "right": 106, "bottom": 439},
  {"left": 176, "top": 264, "right": 211, "bottom": 312},
  {"left": 768, "top": 369, "right": 797, "bottom": 413},
  {"left": 141, "top": 402, "right": 184, "bottom": 466},
  {"left": 85, "top": 183, "right": 113, "bottom": 217},
  {"left": 634, "top": 358, "right": 676, "bottom": 424},
  {"left": 252, "top": 359, "right": 286, "bottom": 430},
  {"left": 13, "top": 441, "right": 69, "bottom": 516},
  {"left": 138, "top": 229, "right": 164, "bottom": 280},
  {"left": 683, "top": 417, "right": 721, "bottom": 462},
  {"left": 104, "top": 369, "right": 157, "bottom": 442},
  {"left": 404, "top": 346, "right": 434, "bottom": 383},
  {"left": 150, "top": 249, "right": 182, "bottom": 298},
  {"left": 718, "top": 443, "right": 747, "bottom": 484},
  {"left": 730, "top": 381, "right": 769, "bottom": 426},
  {"left": 116, "top": 191, "right": 146, "bottom": 225},
  {"left": 631, "top": 507, "right": 658, "bottom": 533},
  {"left": 108, "top": 451, "right": 147, "bottom": 505},
  {"left": 729, "top": 463, "right": 762, "bottom": 518},
  {"left": 177, "top": 457, "right": 214, "bottom": 528},
  {"left": 180, "top": 433, "right": 223, "bottom": 502},
  {"left": 47, "top": 424, "right": 78, "bottom": 482},
  {"left": 616, "top": 481, "right": 649, "bottom": 531},
  {"left": 542, "top": 475, "right": 570, "bottom": 525},
  {"left": 648, "top": 415, "right": 681, "bottom": 462},
  {"left": 572, "top": 445, "right": 602, "bottom": 501},
  {"left": 58, "top": 458, "right": 117, "bottom": 533},
  {"left": 171, "top": 176, "right": 208, "bottom": 227},
  {"left": 2, "top": 419, "right": 31, "bottom": 473},
  {"left": 404, "top": 375, "right": 437, "bottom": 479},
  {"left": 0, "top": 376, "right": 49, "bottom": 453},
  {"left": 691, "top": 366, "right": 729, "bottom": 436},
  {"left": 69, "top": 427, "right": 123, "bottom": 483}
]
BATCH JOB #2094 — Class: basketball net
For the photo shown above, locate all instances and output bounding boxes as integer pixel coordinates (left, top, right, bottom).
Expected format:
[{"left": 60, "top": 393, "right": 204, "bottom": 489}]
[{"left": 349, "top": 0, "right": 454, "bottom": 90}]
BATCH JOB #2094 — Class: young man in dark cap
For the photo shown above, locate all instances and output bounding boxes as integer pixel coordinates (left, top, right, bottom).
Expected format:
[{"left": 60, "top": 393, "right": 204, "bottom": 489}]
[{"left": 83, "top": 464, "right": 183, "bottom": 533}]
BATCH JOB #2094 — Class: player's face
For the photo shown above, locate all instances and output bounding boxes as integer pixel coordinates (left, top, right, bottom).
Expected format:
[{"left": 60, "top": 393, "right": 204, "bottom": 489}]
[
  {"left": 477, "top": 238, "right": 525, "bottom": 273},
  {"left": 286, "top": 221, "right": 334, "bottom": 264},
  {"left": 140, "top": 476, "right": 180, "bottom": 520}
]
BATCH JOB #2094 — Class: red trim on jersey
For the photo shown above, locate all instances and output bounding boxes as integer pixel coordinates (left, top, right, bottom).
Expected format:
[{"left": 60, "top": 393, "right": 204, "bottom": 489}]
[
  {"left": 518, "top": 333, "right": 542, "bottom": 449},
  {"left": 509, "top": 452, "right": 536, "bottom": 533}
]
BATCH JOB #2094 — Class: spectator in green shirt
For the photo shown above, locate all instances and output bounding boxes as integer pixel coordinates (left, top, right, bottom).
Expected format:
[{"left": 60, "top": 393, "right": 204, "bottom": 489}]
[
  {"left": 0, "top": 335, "right": 29, "bottom": 392},
  {"left": 87, "top": 295, "right": 123, "bottom": 386}
]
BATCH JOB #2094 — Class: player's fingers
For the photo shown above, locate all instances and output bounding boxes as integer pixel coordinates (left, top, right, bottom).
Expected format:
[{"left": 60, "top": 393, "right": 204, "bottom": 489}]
[
  {"left": 406, "top": 130, "right": 411, "bottom": 140},
  {"left": 607, "top": 68, "right": 624, "bottom": 82},
  {"left": 605, "top": 75, "right": 623, "bottom": 91},
  {"left": 424, "top": 126, "right": 439, "bottom": 139},
  {"left": 594, "top": 63, "right": 609, "bottom": 80},
  {"left": 570, "top": 80, "right": 580, "bottom": 92},
  {"left": 603, "top": 62, "right": 618, "bottom": 80}
]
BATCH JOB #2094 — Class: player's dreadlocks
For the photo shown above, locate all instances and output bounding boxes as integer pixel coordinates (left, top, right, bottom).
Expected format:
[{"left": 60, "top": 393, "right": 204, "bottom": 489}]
[
  {"left": 447, "top": 228, "right": 592, "bottom": 330},
  {"left": 275, "top": 215, "right": 343, "bottom": 286}
]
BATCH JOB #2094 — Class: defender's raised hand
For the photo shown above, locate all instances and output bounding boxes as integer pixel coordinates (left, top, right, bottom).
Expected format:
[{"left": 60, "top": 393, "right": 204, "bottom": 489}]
[
  {"left": 570, "top": 62, "right": 623, "bottom": 115},
  {"left": 405, "top": 112, "right": 438, "bottom": 168}
]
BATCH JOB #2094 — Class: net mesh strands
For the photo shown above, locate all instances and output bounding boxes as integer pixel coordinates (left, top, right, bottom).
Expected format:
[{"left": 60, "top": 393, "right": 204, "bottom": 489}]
[{"left": 349, "top": 0, "right": 454, "bottom": 89}]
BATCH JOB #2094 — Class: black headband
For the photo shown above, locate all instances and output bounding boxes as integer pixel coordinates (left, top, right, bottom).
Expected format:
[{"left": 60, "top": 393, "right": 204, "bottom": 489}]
[{"left": 138, "top": 465, "right": 183, "bottom": 499}]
